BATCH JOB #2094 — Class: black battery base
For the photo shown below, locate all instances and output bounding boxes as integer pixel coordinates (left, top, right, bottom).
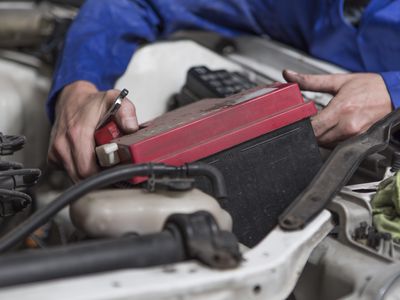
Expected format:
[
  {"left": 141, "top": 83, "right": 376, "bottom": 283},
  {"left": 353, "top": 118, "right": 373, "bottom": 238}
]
[{"left": 197, "top": 118, "right": 322, "bottom": 247}]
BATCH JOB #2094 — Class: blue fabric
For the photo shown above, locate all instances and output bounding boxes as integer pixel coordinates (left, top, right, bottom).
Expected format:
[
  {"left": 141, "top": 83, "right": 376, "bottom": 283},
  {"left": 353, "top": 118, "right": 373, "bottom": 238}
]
[{"left": 48, "top": 0, "right": 400, "bottom": 122}]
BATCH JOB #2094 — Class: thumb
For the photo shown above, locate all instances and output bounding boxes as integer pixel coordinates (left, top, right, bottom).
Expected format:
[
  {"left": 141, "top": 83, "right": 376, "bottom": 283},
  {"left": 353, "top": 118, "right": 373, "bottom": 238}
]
[
  {"left": 114, "top": 99, "right": 139, "bottom": 133},
  {"left": 283, "top": 70, "right": 349, "bottom": 94}
]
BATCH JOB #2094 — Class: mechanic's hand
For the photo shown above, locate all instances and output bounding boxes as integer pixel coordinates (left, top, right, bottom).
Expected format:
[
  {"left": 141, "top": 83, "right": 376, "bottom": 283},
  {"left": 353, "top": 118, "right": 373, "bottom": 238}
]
[
  {"left": 283, "top": 71, "right": 393, "bottom": 146},
  {"left": 48, "top": 81, "right": 138, "bottom": 182}
]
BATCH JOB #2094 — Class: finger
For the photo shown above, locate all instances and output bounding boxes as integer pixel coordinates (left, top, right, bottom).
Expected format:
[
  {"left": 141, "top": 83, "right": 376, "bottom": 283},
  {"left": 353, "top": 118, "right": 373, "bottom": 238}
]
[
  {"left": 67, "top": 125, "right": 99, "bottom": 180},
  {"left": 102, "top": 89, "right": 121, "bottom": 105},
  {"left": 48, "top": 147, "right": 78, "bottom": 184},
  {"left": 99, "top": 90, "right": 138, "bottom": 133},
  {"left": 47, "top": 145, "right": 62, "bottom": 168},
  {"left": 317, "top": 126, "right": 347, "bottom": 146},
  {"left": 283, "top": 70, "right": 350, "bottom": 94},
  {"left": 49, "top": 135, "right": 80, "bottom": 182},
  {"left": 96, "top": 89, "right": 122, "bottom": 119},
  {"left": 114, "top": 98, "right": 139, "bottom": 133},
  {"left": 311, "top": 103, "right": 339, "bottom": 137},
  {"left": 318, "top": 115, "right": 370, "bottom": 146},
  {"left": 47, "top": 128, "right": 61, "bottom": 167}
]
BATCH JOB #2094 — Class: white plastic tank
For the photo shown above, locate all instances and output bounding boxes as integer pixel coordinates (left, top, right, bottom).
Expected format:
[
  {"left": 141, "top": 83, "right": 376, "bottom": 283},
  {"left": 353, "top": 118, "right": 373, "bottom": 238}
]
[{"left": 70, "top": 188, "right": 232, "bottom": 238}]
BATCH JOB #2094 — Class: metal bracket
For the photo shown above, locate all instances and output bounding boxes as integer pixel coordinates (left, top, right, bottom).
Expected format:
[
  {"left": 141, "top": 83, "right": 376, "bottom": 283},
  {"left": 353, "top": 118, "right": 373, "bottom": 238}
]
[{"left": 279, "top": 109, "right": 400, "bottom": 230}]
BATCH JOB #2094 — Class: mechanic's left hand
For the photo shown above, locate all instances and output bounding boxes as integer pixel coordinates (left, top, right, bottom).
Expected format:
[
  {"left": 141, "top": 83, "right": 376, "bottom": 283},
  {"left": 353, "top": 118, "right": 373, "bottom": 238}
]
[{"left": 283, "top": 71, "right": 393, "bottom": 146}]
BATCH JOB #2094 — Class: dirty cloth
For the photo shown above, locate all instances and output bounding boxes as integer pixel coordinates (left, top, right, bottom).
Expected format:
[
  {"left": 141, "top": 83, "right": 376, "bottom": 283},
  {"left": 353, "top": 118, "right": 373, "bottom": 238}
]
[{"left": 371, "top": 173, "right": 400, "bottom": 241}]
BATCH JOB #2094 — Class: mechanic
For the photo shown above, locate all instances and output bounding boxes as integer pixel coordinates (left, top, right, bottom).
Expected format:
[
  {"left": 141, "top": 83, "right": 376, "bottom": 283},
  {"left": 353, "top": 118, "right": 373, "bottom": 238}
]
[{"left": 47, "top": 0, "right": 400, "bottom": 182}]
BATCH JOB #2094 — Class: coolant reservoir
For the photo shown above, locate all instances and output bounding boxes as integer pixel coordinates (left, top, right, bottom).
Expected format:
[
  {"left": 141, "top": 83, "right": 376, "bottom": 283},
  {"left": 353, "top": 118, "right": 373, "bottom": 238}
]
[{"left": 70, "top": 188, "right": 232, "bottom": 238}]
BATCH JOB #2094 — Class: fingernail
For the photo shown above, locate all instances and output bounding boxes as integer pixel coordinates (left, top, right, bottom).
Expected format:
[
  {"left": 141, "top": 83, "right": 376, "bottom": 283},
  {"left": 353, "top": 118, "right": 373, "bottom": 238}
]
[
  {"left": 122, "top": 117, "right": 138, "bottom": 131},
  {"left": 285, "top": 69, "right": 298, "bottom": 75}
]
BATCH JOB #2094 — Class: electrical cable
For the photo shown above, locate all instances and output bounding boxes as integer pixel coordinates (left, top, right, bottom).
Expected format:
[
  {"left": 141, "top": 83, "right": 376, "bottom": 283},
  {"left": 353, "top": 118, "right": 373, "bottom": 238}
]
[
  {"left": 0, "top": 189, "right": 31, "bottom": 205},
  {"left": 0, "top": 162, "right": 227, "bottom": 253},
  {"left": 0, "top": 132, "right": 38, "bottom": 217},
  {"left": 0, "top": 189, "right": 32, "bottom": 217},
  {"left": 0, "top": 169, "right": 41, "bottom": 178},
  {"left": 0, "top": 161, "right": 22, "bottom": 170},
  {"left": 0, "top": 168, "right": 41, "bottom": 189},
  {"left": 0, "top": 133, "right": 26, "bottom": 155}
]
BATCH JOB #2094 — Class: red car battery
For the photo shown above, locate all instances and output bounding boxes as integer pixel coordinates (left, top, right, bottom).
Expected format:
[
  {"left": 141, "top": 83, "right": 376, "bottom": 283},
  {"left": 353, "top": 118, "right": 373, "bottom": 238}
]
[{"left": 106, "top": 83, "right": 322, "bottom": 246}]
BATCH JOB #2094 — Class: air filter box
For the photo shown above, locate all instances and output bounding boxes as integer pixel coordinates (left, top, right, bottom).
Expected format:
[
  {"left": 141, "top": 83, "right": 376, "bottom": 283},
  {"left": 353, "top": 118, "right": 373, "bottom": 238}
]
[{"left": 110, "top": 83, "right": 322, "bottom": 246}]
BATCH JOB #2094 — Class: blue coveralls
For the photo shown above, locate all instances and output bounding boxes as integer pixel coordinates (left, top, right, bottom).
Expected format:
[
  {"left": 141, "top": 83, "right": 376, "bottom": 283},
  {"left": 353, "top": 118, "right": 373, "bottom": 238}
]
[{"left": 48, "top": 0, "right": 400, "bottom": 122}]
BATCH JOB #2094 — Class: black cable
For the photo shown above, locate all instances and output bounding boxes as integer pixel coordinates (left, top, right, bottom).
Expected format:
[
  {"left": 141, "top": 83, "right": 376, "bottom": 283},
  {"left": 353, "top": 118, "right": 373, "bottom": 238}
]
[
  {"left": 0, "top": 162, "right": 227, "bottom": 253},
  {"left": 0, "top": 189, "right": 32, "bottom": 217},
  {"left": 0, "top": 133, "right": 26, "bottom": 156},
  {"left": 0, "top": 168, "right": 41, "bottom": 189},
  {"left": 0, "top": 168, "right": 39, "bottom": 216},
  {"left": 0, "top": 169, "right": 41, "bottom": 177},
  {"left": 0, "top": 161, "right": 23, "bottom": 171},
  {"left": 0, "top": 189, "right": 31, "bottom": 205}
]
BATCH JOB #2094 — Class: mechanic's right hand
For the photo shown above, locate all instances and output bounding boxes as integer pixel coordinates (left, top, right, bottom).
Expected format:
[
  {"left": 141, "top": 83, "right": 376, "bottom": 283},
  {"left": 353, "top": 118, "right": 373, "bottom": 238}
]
[{"left": 48, "top": 81, "right": 138, "bottom": 182}]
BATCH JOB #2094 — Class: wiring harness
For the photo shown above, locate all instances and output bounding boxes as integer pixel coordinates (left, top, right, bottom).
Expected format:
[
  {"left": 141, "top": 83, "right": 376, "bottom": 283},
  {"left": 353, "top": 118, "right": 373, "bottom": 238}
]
[{"left": 0, "top": 133, "right": 41, "bottom": 217}]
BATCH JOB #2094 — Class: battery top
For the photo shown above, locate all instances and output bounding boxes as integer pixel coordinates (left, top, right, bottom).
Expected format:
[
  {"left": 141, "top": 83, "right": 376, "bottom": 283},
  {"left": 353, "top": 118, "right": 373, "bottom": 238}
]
[{"left": 113, "top": 83, "right": 317, "bottom": 166}]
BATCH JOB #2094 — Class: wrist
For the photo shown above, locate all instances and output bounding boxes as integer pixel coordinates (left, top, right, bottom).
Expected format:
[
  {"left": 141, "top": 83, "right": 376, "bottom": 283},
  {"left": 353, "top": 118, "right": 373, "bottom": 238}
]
[
  {"left": 61, "top": 80, "right": 98, "bottom": 99},
  {"left": 56, "top": 81, "right": 99, "bottom": 113}
]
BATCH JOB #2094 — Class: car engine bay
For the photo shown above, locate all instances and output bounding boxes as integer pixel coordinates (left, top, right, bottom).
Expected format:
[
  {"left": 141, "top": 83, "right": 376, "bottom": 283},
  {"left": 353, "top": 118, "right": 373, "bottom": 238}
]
[{"left": 0, "top": 1, "right": 399, "bottom": 300}]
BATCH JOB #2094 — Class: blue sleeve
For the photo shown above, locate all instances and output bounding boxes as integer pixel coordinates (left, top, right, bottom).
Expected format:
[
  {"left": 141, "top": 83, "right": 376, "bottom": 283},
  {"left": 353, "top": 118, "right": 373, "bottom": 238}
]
[
  {"left": 380, "top": 72, "right": 400, "bottom": 109},
  {"left": 47, "top": 0, "right": 264, "bottom": 122}
]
